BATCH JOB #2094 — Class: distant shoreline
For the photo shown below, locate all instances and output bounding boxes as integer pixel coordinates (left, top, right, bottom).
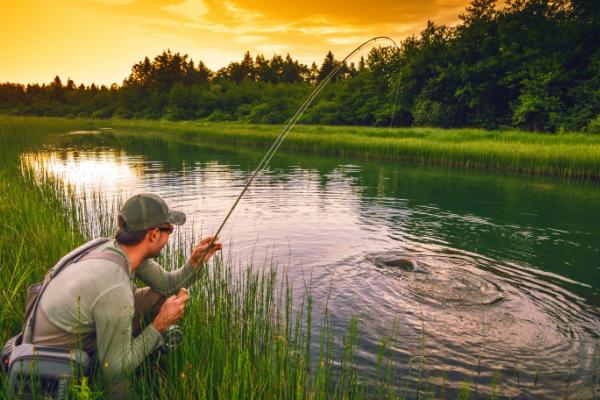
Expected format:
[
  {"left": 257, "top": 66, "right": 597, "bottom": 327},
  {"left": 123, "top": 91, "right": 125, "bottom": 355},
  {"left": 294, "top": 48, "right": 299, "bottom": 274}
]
[{"left": 3, "top": 116, "right": 600, "bottom": 180}]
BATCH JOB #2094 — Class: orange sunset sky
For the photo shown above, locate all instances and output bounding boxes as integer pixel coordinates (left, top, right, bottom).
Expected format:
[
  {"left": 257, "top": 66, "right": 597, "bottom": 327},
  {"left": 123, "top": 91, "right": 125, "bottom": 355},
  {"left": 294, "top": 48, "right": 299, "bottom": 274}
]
[{"left": 1, "top": 0, "right": 470, "bottom": 85}]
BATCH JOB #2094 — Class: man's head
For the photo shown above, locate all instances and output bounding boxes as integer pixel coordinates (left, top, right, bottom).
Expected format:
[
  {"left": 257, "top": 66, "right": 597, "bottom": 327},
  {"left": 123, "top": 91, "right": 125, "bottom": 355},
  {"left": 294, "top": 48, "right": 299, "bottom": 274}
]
[{"left": 115, "top": 193, "right": 186, "bottom": 257}]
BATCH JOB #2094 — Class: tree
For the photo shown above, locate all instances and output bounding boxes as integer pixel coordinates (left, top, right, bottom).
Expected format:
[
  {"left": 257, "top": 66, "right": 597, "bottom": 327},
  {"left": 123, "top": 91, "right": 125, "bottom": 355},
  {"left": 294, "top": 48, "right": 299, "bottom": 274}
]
[
  {"left": 124, "top": 57, "right": 153, "bottom": 87},
  {"left": 224, "top": 51, "right": 256, "bottom": 83},
  {"left": 194, "top": 61, "right": 212, "bottom": 84},
  {"left": 281, "top": 54, "right": 308, "bottom": 83},
  {"left": 255, "top": 54, "right": 271, "bottom": 82},
  {"left": 65, "top": 79, "right": 76, "bottom": 91},
  {"left": 308, "top": 62, "right": 319, "bottom": 85},
  {"left": 269, "top": 55, "right": 284, "bottom": 83},
  {"left": 123, "top": 50, "right": 202, "bottom": 90},
  {"left": 317, "top": 51, "right": 338, "bottom": 82},
  {"left": 50, "top": 75, "right": 64, "bottom": 101},
  {"left": 2, "top": 0, "right": 599, "bottom": 131},
  {"left": 358, "top": 56, "right": 367, "bottom": 72}
]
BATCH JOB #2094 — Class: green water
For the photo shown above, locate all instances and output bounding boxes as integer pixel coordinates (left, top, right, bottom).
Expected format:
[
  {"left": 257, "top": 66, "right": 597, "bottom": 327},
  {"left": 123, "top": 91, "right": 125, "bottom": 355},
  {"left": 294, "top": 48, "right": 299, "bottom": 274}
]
[{"left": 23, "top": 130, "right": 600, "bottom": 398}]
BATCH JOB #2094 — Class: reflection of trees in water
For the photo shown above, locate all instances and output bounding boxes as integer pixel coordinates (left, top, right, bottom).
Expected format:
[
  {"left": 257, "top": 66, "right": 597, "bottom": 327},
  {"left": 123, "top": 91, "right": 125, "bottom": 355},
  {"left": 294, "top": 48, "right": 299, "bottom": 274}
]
[
  {"left": 353, "top": 162, "right": 600, "bottom": 306},
  {"left": 62, "top": 132, "right": 600, "bottom": 305},
  {"left": 37, "top": 132, "right": 600, "bottom": 397}
]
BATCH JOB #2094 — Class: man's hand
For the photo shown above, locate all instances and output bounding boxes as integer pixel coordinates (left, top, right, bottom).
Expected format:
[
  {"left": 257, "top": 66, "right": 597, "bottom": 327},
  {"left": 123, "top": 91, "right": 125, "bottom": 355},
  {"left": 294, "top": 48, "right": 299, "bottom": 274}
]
[
  {"left": 152, "top": 292, "right": 188, "bottom": 334},
  {"left": 189, "top": 236, "right": 223, "bottom": 268}
]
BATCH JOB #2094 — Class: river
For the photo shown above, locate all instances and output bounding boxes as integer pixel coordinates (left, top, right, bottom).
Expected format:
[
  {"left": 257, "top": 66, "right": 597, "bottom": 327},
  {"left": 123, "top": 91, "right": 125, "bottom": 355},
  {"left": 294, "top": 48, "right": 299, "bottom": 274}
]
[{"left": 22, "top": 130, "right": 600, "bottom": 398}]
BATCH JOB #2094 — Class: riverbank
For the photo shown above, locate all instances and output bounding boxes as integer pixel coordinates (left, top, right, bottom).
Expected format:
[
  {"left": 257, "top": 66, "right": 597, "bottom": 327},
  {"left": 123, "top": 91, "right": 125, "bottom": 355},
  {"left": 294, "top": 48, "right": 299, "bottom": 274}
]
[
  {"left": 102, "top": 118, "right": 600, "bottom": 180},
  {"left": 2, "top": 116, "right": 598, "bottom": 398},
  {"left": 3, "top": 116, "right": 600, "bottom": 180},
  {"left": 0, "top": 118, "right": 88, "bottom": 338},
  {"left": 0, "top": 117, "right": 417, "bottom": 399}
]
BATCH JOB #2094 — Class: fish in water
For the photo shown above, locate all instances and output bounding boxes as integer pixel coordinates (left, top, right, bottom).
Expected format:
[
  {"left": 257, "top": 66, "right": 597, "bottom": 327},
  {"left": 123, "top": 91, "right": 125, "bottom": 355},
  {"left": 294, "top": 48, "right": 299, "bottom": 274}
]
[{"left": 367, "top": 252, "right": 423, "bottom": 273}]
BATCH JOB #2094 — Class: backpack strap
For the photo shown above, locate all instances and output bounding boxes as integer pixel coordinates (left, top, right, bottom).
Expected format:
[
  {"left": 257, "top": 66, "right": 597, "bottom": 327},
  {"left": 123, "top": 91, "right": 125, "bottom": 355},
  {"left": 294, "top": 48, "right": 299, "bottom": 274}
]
[
  {"left": 78, "top": 252, "right": 129, "bottom": 273},
  {"left": 46, "top": 237, "right": 112, "bottom": 279},
  {"left": 23, "top": 238, "right": 126, "bottom": 343}
]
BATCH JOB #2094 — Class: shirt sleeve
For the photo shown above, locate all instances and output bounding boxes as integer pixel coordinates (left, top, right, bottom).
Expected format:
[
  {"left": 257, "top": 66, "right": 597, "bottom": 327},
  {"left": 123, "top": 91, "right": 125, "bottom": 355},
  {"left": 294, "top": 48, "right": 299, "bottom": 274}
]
[
  {"left": 134, "top": 258, "right": 202, "bottom": 296},
  {"left": 92, "top": 283, "right": 164, "bottom": 379}
]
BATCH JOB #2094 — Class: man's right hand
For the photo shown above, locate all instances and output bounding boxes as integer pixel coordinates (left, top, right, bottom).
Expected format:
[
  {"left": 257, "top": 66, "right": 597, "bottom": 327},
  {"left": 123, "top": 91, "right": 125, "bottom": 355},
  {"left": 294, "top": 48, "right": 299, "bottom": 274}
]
[
  {"left": 152, "top": 293, "right": 188, "bottom": 334},
  {"left": 189, "top": 236, "right": 223, "bottom": 268}
]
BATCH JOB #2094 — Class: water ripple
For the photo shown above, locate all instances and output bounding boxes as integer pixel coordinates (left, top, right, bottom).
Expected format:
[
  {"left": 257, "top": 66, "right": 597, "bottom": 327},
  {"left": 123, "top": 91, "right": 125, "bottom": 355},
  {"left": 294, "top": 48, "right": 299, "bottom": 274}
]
[{"left": 20, "top": 143, "right": 600, "bottom": 399}]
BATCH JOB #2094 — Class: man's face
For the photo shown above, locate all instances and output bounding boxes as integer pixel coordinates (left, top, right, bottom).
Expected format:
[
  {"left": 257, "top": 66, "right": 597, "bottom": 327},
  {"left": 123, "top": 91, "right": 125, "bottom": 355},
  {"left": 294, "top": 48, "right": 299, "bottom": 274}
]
[{"left": 146, "top": 224, "right": 174, "bottom": 258}]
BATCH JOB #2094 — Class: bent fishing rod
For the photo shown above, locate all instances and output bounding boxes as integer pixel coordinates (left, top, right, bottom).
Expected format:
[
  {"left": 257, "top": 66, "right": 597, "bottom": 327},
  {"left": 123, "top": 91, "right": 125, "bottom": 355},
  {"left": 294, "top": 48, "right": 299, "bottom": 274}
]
[{"left": 198, "top": 36, "right": 401, "bottom": 261}]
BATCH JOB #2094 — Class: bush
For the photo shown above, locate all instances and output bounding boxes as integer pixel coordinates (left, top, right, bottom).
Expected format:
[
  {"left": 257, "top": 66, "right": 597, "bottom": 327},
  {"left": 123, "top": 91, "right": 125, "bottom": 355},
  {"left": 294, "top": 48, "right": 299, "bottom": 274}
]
[
  {"left": 207, "top": 109, "right": 234, "bottom": 122},
  {"left": 585, "top": 115, "right": 600, "bottom": 134},
  {"left": 113, "top": 107, "right": 132, "bottom": 119},
  {"left": 413, "top": 99, "right": 445, "bottom": 127},
  {"left": 302, "top": 100, "right": 341, "bottom": 125},
  {"left": 91, "top": 108, "right": 113, "bottom": 119}
]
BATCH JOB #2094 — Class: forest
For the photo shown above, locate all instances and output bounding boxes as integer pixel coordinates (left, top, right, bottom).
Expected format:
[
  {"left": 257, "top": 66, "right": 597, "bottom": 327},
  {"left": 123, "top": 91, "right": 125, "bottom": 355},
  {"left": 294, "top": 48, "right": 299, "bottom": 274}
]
[{"left": 0, "top": 0, "right": 598, "bottom": 132}]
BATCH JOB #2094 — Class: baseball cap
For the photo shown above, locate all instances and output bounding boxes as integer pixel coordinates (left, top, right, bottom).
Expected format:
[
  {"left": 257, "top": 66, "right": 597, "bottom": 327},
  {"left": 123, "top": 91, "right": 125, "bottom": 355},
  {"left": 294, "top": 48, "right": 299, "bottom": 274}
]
[{"left": 119, "top": 193, "right": 186, "bottom": 232}]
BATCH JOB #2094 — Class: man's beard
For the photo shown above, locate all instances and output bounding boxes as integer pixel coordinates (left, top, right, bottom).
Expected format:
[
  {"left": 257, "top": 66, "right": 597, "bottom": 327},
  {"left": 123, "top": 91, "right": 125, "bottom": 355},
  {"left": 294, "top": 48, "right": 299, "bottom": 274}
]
[{"left": 148, "top": 246, "right": 163, "bottom": 258}]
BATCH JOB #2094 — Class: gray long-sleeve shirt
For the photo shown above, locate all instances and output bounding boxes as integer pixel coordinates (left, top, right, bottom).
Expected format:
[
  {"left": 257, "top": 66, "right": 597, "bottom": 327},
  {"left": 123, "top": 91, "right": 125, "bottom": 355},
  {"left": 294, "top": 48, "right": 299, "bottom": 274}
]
[{"left": 32, "top": 239, "right": 200, "bottom": 378}]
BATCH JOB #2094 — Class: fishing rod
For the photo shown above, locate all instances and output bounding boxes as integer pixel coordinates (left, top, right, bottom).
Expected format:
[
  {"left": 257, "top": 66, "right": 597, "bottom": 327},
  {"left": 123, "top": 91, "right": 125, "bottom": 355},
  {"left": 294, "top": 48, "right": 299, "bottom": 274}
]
[{"left": 197, "top": 36, "right": 401, "bottom": 261}]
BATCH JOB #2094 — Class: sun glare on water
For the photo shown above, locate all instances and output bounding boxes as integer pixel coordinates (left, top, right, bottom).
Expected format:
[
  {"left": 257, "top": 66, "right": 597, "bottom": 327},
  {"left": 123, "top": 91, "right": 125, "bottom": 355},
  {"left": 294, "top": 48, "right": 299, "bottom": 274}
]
[{"left": 20, "top": 150, "right": 140, "bottom": 193}]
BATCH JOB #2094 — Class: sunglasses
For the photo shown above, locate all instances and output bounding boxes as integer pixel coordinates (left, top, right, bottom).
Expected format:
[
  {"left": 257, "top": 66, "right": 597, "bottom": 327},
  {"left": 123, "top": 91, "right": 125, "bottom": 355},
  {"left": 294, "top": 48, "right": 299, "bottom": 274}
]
[{"left": 156, "top": 226, "right": 175, "bottom": 234}]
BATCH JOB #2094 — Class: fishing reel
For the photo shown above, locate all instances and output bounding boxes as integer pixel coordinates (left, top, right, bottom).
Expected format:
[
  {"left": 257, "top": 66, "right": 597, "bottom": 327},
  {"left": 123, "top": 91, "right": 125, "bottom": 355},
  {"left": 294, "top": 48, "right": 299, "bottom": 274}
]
[
  {"left": 152, "top": 324, "right": 184, "bottom": 369},
  {"left": 162, "top": 324, "right": 184, "bottom": 351},
  {"left": 150, "top": 325, "right": 183, "bottom": 369},
  {"left": 160, "top": 288, "right": 186, "bottom": 352}
]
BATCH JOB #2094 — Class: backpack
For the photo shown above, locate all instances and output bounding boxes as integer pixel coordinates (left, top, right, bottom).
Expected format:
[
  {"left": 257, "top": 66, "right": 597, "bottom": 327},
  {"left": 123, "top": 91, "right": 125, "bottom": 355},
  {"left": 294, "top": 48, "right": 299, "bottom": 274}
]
[{"left": 1, "top": 237, "right": 128, "bottom": 399}]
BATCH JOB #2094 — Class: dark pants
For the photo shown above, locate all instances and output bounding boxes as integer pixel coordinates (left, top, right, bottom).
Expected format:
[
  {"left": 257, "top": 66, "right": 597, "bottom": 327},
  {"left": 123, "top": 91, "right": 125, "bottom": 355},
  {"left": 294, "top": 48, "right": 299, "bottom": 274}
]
[
  {"left": 111, "top": 288, "right": 165, "bottom": 400},
  {"left": 132, "top": 287, "right": 165, "bottom": 336}
]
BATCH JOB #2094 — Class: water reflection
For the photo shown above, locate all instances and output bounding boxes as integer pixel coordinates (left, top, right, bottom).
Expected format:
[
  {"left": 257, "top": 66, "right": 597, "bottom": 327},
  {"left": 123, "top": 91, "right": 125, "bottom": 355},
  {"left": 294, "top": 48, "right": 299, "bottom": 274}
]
[
  {"left": 22, "top": 149, "right": 141, "bottom": 190},
  {"left": 21, "top": 134, "right": 600, "bottom": 398}
]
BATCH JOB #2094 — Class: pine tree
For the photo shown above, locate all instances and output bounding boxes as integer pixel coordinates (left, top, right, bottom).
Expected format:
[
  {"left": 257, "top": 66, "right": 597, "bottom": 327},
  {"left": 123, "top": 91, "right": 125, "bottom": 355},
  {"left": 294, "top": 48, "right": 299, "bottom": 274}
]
[{"left": 317, "top": 51, "right": 337, "bottom": 82}]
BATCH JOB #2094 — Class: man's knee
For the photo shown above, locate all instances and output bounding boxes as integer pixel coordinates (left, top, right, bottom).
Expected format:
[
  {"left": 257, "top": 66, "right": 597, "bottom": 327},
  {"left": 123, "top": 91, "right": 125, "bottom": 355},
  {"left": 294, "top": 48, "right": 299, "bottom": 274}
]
[{"left": 132, "top": 288, "right": 165, "bottom": 336}]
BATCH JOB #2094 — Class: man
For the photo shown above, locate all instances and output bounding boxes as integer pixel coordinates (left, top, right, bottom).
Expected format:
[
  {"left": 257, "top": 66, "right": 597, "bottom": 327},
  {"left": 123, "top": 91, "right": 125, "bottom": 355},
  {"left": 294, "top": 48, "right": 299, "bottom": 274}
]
[{"left": 29, "top": 193, "right": 222, "bottom": 397}]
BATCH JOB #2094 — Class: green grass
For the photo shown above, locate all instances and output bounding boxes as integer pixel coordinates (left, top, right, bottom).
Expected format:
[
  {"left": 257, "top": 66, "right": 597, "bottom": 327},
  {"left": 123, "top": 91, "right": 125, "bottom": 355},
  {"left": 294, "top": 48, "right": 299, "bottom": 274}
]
[
  {"left": 0, "top": 117, "right": 443, "bottom": 399},
  {"left": 3, "top": 115, "right": 600, "bottom": 180},
  {"left": 0, "top": 117, "right": 415, "bottom": 398},
  {"left": 105, "top": 118, "right": 600, "bottom": 180},
  {"left": 0, "top": 118, "right": 94, "bottom": 340},
  {"left": 2, "top": 116, "right": 598, "bottom": 398}
]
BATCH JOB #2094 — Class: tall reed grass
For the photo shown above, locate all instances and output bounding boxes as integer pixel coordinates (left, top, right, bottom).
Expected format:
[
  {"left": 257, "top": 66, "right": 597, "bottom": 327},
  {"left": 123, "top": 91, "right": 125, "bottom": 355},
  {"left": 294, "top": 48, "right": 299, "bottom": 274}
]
[
  {"left": 0, "top": 117, "right": 420, "bottom": 398},
  {"left": 3, "top": 115, "right": 600, "bottom": 180},
  {"left": 2, "top": 116, "right": 597, "bottom": 398},
  {"left": 102, "top": 118, "right": 600, "bottom": 180},
  {"left": 0, "top": 118, "right": 92, "bottom": 342}
]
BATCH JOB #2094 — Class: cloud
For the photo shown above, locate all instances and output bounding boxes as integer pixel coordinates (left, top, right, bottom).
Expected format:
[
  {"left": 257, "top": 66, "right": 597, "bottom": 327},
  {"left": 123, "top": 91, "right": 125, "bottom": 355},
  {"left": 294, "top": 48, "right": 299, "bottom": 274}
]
[
  {"left": 183, "top": 20, "right": 289, "bottom": 35},
  {"left": 220, "top": 0, "right": 467, "bottom": 25},
  {"left": 162, "top": 0, "right": 208, "bottom": 19},
  {"left": 235, "top": 35, "right": 268, "bottom": 44},
  {"left": 254, "top": 44, "right": 288, "bottom": 54},
  {"left": 77, "top": 0, "right": 473, "bottom": 74},
  {"left": 328, "top": 36, "right": 369, "bottom": 45},
  {"left": 297, "top": 24, "right": 364, "bottom": 36},
  {"left": 2, "top": 0, "right": 478, "bottom": 85},
  {"left": 223, "top": 1, "right": 262, "bottom": 22},
  {"left": 91, "top": 0, "right": 134, "bottom": 4}
]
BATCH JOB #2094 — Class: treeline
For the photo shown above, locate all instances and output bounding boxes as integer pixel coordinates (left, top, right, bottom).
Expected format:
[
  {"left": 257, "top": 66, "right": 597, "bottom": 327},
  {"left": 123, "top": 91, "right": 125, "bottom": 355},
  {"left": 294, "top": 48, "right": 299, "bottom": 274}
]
[{"left": 1, "top": 0, "right": 598, "bottom": 132}]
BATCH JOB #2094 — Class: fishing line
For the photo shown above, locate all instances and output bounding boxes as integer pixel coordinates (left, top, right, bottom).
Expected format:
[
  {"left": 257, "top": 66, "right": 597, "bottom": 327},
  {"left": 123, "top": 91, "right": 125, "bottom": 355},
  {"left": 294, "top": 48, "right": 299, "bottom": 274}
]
[{"left": 201, "top": 36, "right": 401, "bottom": 257}]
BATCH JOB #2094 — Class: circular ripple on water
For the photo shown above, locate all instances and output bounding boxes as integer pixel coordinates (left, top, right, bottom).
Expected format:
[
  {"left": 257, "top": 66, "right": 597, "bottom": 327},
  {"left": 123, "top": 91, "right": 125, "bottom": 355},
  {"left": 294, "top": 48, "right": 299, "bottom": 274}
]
[
  {"left": 366, "top": 250, "right": 506, "bottom": 307},
  {"left": 360, "top": 247, "right": 600, "bottom": 397},
  {"left": 408, "top": 266, "right": 505, "bottom": 307}
]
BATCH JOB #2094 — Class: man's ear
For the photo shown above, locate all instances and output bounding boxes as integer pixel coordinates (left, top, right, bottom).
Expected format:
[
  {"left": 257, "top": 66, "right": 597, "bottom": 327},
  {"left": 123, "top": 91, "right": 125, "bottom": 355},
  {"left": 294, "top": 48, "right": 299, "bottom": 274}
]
[{"left": 145, "top": 228, "right": 159, "bottom": 244}]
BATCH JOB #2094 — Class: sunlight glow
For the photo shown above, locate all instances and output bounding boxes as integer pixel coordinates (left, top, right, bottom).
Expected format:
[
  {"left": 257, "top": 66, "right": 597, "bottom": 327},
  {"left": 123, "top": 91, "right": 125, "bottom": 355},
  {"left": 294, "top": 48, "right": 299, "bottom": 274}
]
[
  {"left": 0, "top": 0, "right": 467, "bottom": 85},
  {"left": 21, "top": 151, "right": 140, "bottom": 190}
]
